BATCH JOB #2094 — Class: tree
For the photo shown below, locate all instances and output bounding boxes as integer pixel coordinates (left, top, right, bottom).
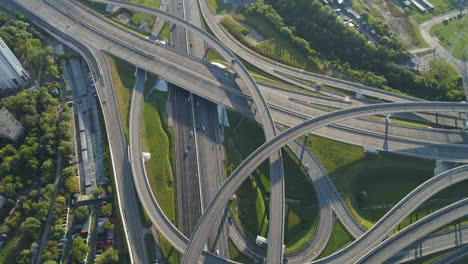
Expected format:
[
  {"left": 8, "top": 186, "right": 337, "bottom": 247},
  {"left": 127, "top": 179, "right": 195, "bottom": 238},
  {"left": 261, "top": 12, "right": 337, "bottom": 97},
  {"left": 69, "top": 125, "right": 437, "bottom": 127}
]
[
  {"left": 70, "top": 237, "right": 88, "bottom": 263},
  {"left": 52, "top": 224, "right": 65, "bottom": 240},
  {"left": 17, "top": 249, "right": 31, "bottom": 264},
  {"left": 92, "top": 186, "right": 103, "bottom": 198},
  {"left": 58, "top": 140, "right": 73, "bottom": 156},
  {"left": 95, "top": 247, "right": 119, "bottom": 264},
  {"left": 40, "top": 251, "right": 55, "bottom": 262},
  {"left": 19, "top": 217, "right": 41, "bottom": 240},
  {"left": 103, "top": 220, "right": 115, "bottom": 232},
  {"left": 75, "top": 206, "right": 89, "bottom": 223},
  {"left": 101, "top": 204, "right": 113, "bottom": 217}
]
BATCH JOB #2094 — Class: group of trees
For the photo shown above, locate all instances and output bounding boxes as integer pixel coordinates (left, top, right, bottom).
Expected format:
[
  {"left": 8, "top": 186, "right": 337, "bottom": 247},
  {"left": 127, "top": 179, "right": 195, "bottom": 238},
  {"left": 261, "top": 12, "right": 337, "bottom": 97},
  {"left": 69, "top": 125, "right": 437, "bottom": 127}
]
[
  {"left": 0, "top": 12, "right": 59, "bottom": 81},
  {"left": 244, "top": 3, "right": 322, "bottom": 69},
  {"left": 0, "top": 88, "right": 61, "bottom": 199},
  {"left": 243, "top": 0, "right": 465, "bottom": 101}
]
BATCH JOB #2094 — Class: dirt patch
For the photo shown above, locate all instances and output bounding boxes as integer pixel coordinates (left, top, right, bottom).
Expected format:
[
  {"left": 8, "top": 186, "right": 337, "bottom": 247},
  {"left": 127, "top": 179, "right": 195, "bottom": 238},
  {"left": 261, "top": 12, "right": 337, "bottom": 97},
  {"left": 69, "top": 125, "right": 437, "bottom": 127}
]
[
  {"left": 366, "top": 0, "right": 428, "bottom": 49},
  {"left": 246, "top": 29, "right": 265, "bottom": 44},
  {"left": 117, "top": 11, "right": 131, "bottom": 25}
]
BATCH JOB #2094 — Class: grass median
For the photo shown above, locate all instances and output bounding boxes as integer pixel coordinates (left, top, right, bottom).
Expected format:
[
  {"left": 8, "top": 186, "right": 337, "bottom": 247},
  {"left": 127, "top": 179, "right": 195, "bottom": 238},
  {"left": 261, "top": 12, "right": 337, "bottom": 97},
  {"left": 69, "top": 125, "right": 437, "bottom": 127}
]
[
  {"left": 106, "top": 54, "right": 136, "bottom": 141},
  {"left": 225, "top": 110, "right": 319, "bottom": 253},
  {"left": 126, "top": 0, "right": 160, "bottom": 29},
  {"left": 318, "top": 220, "right": 353, "bottom": 258},
  {"left": 220, "top": 14, "right": 316, "bottom": 70},
  {"left": 144, "top": 234, "right": 157, "bottom": 263},
  {"left": 207, "top": 0, "right": 233, "bottom": 15},
  {"left": 140, "top": 75, "right": 179, "bottom": 263},
  {"left": 229, "top": 239, "right": 252, "bottom": 263},
  {"left": 431, "top": 16, "right": 468, "bottom": 60},
  {"left": 141, "top": 77, "right": 177, "bottom": 224},
  {"left": 304, "top": 134, "right": 468, "bottom": 233}
]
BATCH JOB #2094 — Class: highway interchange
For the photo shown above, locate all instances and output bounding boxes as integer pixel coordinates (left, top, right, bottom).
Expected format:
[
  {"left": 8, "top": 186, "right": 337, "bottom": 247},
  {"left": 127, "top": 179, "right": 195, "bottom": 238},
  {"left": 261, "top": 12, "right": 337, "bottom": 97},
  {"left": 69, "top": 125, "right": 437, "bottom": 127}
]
[{"left": 5, "top": 0, "right": 468, "bottom": 263}]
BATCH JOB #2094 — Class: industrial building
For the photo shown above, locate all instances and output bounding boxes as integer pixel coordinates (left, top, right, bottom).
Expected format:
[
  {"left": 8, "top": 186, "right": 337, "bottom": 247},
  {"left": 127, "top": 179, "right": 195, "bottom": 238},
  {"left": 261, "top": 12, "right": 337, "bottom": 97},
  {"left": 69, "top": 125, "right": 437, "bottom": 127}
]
[
  {"left": 0, "top": 37, "right": 29, "bottom": 91},
  {"left": 0, "top": 106, "right": 24, "bottom": 141}
]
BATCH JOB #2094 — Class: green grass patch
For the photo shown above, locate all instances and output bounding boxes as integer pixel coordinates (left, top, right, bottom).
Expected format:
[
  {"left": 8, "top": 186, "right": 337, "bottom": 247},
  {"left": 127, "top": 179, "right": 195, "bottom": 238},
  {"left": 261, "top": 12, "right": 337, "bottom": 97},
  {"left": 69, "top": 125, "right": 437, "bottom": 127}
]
[
  {"left": 225, "top": 110, "right": 318, "bottom": 251},
  {"left": 207, "top": 0, "right": 233, "bottom": 15},
  {"left": 366, "top": 115, "right": 430, "bottom": 128},
  {"left": 283, "top": 148, "right": 319, "bottom": 253},
  {"left": 141, "top": 83, "right": 177, "bottom": 224},
  {"left": 318, "top": 220, "right": 353, "bottom": 258},
  {"left": 430, "top": 16, "right": 468, "bottom": 59},
  {"left": 303, "top": 134, "right": 365, "bottom": 174},
  {"left": 409, "top": 0, "right": 456, "bottom": 23},
  {"left": 240, "top": 13, "right": 316, "bottom": 70},
  {"left": 0, "top": 234, "right": 21, "bottom": 263},
  {"left": 159, "top": 235, "right": 180, "bottom": 264},
  {"left": 108, "top": 15, "right": 152, "bottom": 37},
  {"left": 106, "top": 54, "right": 136, "bottom": 141},
  {"left": 220, "top": 14, "right": 316, "bottom": 70},
  {"left": 125, "top": 0, "right": 160, "bottom": 29},
  {"left": 228, "top": 239, "right": 251, "bottom": 263},
  {"left": 144, "top": 234, "right": 157, "bottom": 263},
  {"left": 158, "top": 22, "right": 171, "bottom": 40},
  {"left": 302, "top": 134, "right": 468, "bottom": 232},
  {"left": 137, "top": 199, "right": 152, "bottom": 227},
  {"left": 97, "top": 103, "right": 131, "bottom": 262},
  {"left": 425, "top": 59, "right": 462, "bottom": 85}
]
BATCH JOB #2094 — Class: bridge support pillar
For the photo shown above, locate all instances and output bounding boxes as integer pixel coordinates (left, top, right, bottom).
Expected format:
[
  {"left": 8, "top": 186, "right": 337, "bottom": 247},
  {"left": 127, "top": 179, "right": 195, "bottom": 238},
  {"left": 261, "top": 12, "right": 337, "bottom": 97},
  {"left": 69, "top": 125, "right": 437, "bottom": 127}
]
[{"left": 434, "top": 160, "right": 452, "bottom": 176}]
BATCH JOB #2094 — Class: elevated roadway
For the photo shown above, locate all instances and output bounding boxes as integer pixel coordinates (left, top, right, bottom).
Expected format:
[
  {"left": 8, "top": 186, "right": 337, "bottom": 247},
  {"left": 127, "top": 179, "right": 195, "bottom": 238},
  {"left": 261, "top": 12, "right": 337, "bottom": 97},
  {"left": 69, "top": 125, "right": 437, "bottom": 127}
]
[
  {"left": 196, "top": 0, "right": 423, "bottom": 103},
  {"left": 18, "top": 0, "right": 468, "bottom": 162},
  {"left": 38, "top": 0, "right": 286, "bottom": 262},
  {"left": 81, "top": 0, "right": 468, "bottom": 162},
  {"left": 390, "top": 225, "right": 468, "bottom": 263},
  {"left": 13, "top": 1, "right": 468, "bottom": 262},
  {"left": 356, "top": 198, "right": 468, "bottom": 263},
  {"left": 434, "top": 244, "right": 468, "bottom": 264},
  {"left": 0, "top": 2, "right": 151, "bottom": 262},
  {"left": 182, "top": 102, "right": 468, "bottom": 263}
]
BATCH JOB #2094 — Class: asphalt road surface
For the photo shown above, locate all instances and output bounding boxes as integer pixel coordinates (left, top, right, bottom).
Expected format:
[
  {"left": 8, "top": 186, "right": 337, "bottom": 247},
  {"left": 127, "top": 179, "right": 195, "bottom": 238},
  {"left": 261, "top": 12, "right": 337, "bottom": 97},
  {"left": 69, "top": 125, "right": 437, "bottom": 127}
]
[{"left": 172, "top": 86, "right": 202, "bottom": 236}]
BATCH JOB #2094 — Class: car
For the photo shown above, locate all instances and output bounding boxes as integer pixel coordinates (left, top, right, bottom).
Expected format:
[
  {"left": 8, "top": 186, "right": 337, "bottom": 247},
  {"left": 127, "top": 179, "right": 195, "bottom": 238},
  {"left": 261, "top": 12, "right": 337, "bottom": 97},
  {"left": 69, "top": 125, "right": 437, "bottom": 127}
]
[
  {"left": 190, "top": 42, "right": 193, "bottom": 47},
  {"left": 215, "top": 250, "right": 220, "bottom": 255},
  {"left": 189, "top": 131, "right": 193, "bottom": 136},
  {"left": 202, "top": 126, "right": 205, "bottom": 131},
  {"left": 0, "top": 234, "right": 7, "bottom": 247},
  {"left": 228, "top": 217, "right": 233, "bottom": 225},
  {"left": 305, "top": 164, "right": 309, "bottom": 170},
  {"left": 187, "top": 145, "right": 191, "bottom": 150}
]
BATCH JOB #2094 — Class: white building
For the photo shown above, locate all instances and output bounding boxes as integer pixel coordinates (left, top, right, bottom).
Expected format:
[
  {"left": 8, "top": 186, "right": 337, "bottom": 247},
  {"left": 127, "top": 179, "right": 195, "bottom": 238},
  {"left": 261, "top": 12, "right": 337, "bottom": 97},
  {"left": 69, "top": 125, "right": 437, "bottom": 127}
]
[
  {"left": 0, "top": 37, "right": 29, "bottom": 91},
  {"left": 0, "top": 107, "right": 24, "bottom": 141}
]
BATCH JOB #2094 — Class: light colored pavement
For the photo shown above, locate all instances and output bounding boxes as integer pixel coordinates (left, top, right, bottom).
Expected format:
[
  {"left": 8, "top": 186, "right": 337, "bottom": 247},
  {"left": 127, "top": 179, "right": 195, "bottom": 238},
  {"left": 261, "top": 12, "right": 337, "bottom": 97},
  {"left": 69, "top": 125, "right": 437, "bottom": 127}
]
[
  {"left": 182, "top": 102, "right": 468, "bottom": 262},
  {"left": 433, "top": 243, "right": 468, "bottom": 264},
  {"left": 391, "top": 225, "right": 468, "bottom": 263},
  {"left": 128, "top": 47, "right": 235, "bottom": 263},
  {"left": 356, "top": 198, "right": 468, "bottom": 264},
  {"left": 1, "top": 1, "right": 150, "bottom": 262},
  {"left": 29, "top": 0, "right": 286, "bottom": 261},
  {"left": 11, "top": 1, "right": 468, "bottom": 262},
  {"left": 89, "top": 0, "right": 468, "bottom": 162},
  {"left": 419, "top": 8, "right": 468, "bottom": 100},
  {"left": 21, "top": 0, "right": 468, "bottom": 163},
  {"left": 182, "top": 0, "right": 231, "bottom": 256},
  {"left": 196, "top": 0, "right": 423, "bottom": 103},
  {"left": 313, "top": 163, "right": 468, "bottom": 264},
  {"left": 168, "top": 0, "right": 203, "bottom": 238}
]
